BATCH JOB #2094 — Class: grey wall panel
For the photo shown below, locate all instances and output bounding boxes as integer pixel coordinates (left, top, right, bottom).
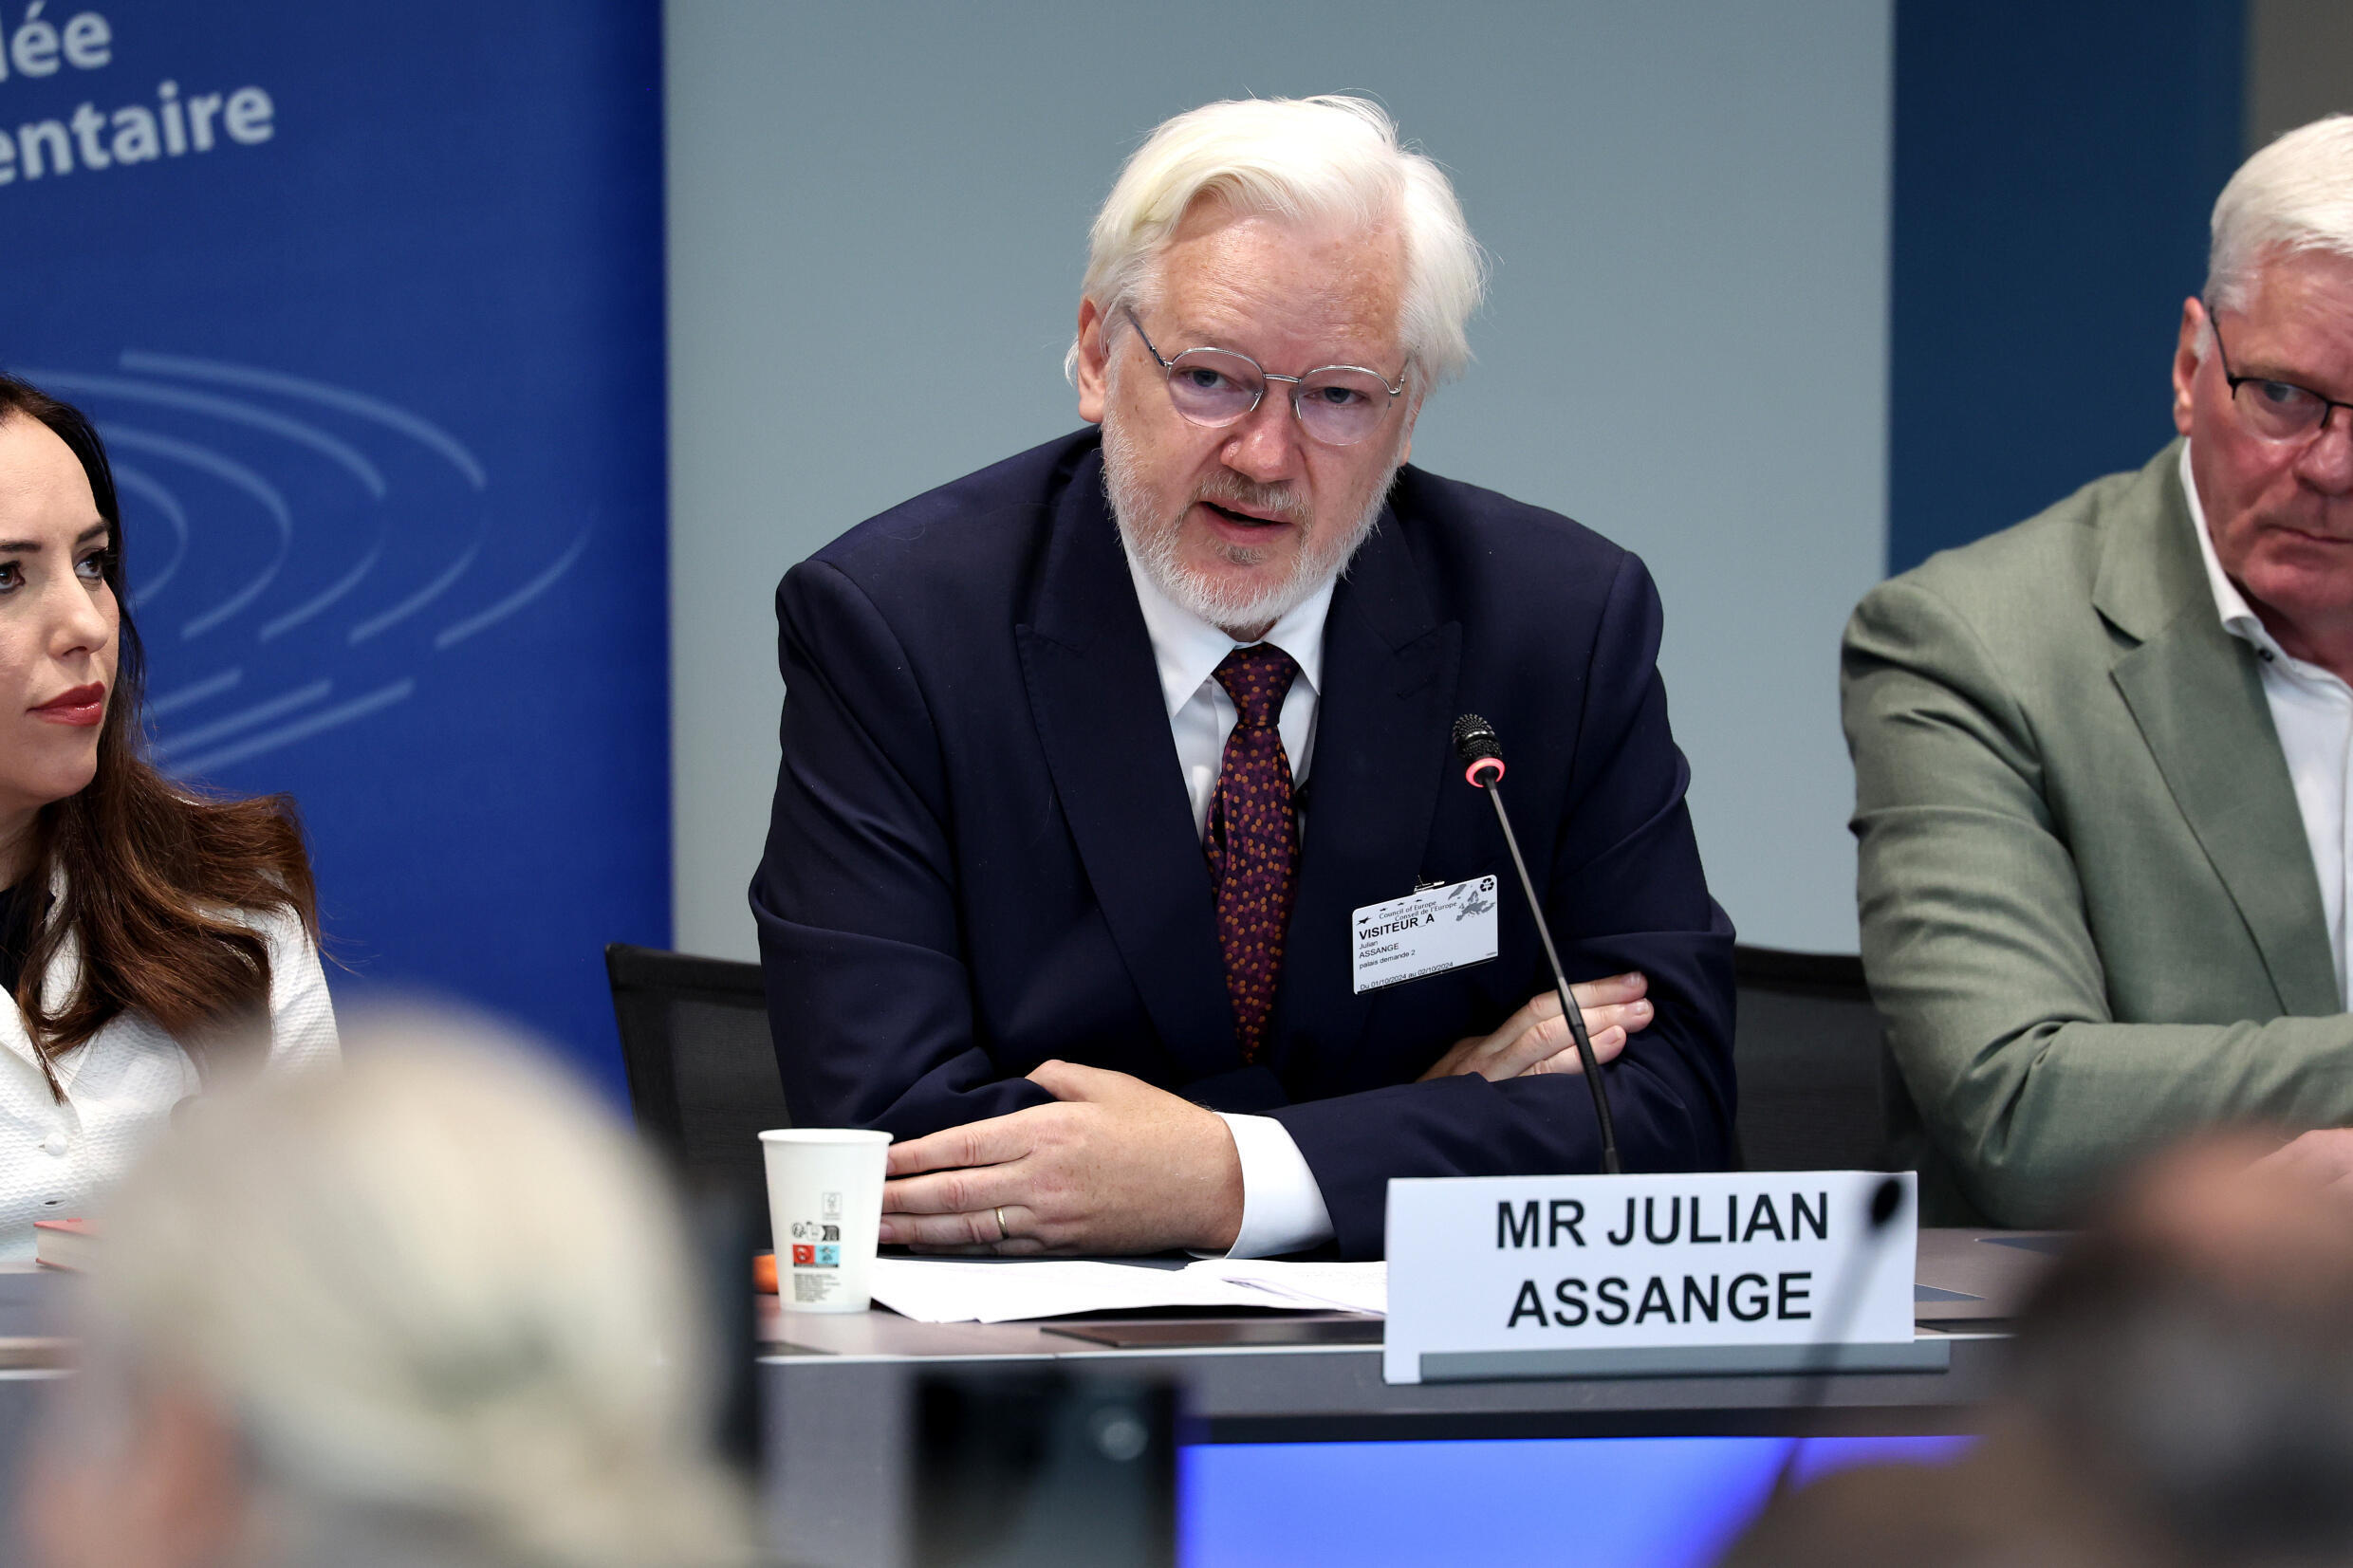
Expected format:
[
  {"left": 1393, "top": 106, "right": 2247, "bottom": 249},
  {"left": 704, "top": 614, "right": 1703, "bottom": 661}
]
[
  {"left": 2250, "top": 0, "right": 2353, "bottom": 150},
  {"left": 666, "top": 1, "right": 1891, "bottom": 961}
]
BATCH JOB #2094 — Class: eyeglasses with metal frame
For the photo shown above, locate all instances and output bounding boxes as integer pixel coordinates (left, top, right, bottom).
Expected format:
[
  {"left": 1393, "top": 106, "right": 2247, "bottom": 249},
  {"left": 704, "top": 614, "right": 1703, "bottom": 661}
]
[
  {"left": 1121, "top": 306, "right": 1407, "bottom": 448},
  {"left": 2205, "top": 301, "right": 2353, "bottom": 444}
]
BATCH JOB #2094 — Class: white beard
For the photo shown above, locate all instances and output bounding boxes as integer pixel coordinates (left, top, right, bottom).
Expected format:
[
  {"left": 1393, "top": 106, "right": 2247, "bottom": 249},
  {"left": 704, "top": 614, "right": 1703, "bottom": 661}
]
[{"left": 1101, "top": 407, "right": 1398, "bottom": 637}]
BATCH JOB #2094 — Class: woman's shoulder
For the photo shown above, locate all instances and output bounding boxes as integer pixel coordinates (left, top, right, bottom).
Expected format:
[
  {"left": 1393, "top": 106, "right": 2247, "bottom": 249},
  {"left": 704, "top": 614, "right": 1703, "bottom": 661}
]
[
  {"left": 178, "top": 896, "right": 334, "bottom": 1062},
  {"left": 208, "top": 897, "right": 312, "bottom": 944}
]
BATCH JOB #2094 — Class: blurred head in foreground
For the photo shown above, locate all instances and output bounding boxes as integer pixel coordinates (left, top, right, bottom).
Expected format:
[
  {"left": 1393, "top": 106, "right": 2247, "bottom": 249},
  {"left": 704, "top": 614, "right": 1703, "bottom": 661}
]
[
  {"left": 1720, "top": 1134, "right": 2353, "bottom": 1568},
  {"left": 27, "top": 1014, "right": 757, "bottom": 1568}
]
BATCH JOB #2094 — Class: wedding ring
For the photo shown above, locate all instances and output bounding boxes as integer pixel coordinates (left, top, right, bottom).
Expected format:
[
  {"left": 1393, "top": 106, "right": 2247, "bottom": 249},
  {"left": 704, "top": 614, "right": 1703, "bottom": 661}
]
[{"left": 995, "top": 1206, "right": 1011, "bottom": 1242}]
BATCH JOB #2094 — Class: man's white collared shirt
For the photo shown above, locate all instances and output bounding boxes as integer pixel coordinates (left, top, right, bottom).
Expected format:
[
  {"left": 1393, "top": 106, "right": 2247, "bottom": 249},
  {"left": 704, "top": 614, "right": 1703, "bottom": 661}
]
[
  {"left": 1122, "top": 548, "right": 1339, "bottom": 1257},
  {"left": 2183, "top": 441, "right": 2353, "bottom": 1005}
]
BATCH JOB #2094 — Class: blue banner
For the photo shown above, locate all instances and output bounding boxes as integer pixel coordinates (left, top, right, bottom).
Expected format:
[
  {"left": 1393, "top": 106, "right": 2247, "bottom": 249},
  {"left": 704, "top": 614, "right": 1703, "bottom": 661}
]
[{"left": 2, "top": 3, "right": 669, "bottom": 1092}]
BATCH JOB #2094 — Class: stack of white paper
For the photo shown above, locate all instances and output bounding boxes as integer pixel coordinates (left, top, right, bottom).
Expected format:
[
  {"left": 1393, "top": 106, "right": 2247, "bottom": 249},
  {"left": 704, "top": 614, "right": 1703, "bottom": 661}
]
[
  {"left": 868, "top": 1255, "right": 1388, "bottom": 1324},
  {"left": 1210, "top": 1260, "right": 1388, "bottom": 1317}
]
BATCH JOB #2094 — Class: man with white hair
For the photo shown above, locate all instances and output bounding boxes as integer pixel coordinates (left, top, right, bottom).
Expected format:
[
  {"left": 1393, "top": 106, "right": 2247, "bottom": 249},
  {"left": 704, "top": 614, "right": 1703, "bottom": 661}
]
[
  {"left": 28, "top": 1020, "right": 756, "bottom": 1568},
  {"left": 1845, "top": 115, "right": 2353, "bottom": 1227},
  {"left": 755, "top": 97, "right": 1735, "bottom": 1261}
]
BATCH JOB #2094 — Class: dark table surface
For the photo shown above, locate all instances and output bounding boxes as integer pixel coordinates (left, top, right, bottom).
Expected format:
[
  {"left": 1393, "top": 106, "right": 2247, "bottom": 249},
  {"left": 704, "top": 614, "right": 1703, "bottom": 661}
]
[
  {"left": 0, "top": 1229, "right": 2061, "bottom": 1567},
  {"left": 750, "top": 1229, "right": 2055, "bottom": 1567}
]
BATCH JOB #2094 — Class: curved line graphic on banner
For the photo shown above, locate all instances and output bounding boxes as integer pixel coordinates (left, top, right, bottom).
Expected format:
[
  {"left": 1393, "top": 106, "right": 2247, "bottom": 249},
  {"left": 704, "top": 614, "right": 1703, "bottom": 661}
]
[
  {"left": 260, "top": 535, "right": 386, "bottom": 642},
  {"left": 25, "top": 371, "right": 388, "bottom": 499},
  {"left": 98, "top": 426, "right": 295, "bottom": 640},
  {"left": 348, "top": 538, "right": 483, "bottom": 645},
  {"left": 101, "top": 430, "right": 293, "bottom": 528},
  {"left": 120, "top": 352, "right": 489, "bottom": 490},
  {"left": 108, "top": 463, "right": 191, "bottom": 607},
  {"left": 171, "top": 679, "right": 417, "bottom": 779},
  {"left": 27, "top": 352, "right": 589, "bottom": 781},
  {"left": 434, "top": 524, "right": 592, "bottom": 649},
  {"left": 151, "top": 679, "right": 336, "bottom": 763},
  {"left": 146, "top": 669, "right": 244, "bottom": 719}
]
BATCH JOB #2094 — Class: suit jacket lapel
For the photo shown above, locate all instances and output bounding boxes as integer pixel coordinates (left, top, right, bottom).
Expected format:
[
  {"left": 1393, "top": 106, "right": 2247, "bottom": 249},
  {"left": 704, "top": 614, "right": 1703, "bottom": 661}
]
[
  {"left": 1016, "top": 451, "right": 1241, "bottom": 1079},
  {"left": 2097, "top": 443, "right": 2340, "bottom": 1015},
  {"left": 1271, "top": 507, "right": 1460, "bottom": 1065}
]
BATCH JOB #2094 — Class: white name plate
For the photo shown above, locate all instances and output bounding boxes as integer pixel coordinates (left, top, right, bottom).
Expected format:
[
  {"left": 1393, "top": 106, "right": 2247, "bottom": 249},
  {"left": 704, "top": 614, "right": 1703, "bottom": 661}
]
[{"left": 1383, "top": 1171, "right": 1928, "bottom": 1385}]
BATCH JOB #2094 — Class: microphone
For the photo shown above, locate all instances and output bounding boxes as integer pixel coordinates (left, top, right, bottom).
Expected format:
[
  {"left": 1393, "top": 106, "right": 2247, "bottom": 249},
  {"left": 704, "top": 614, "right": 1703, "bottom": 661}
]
[
  {"left": 1452, "top": 713, "right": 1621, "bottom": 1175},
  {"left": 1766, "top": 1175, "right": 1908, "bottom": 1501},
  {"left": 1455, "top": 712, "right": 1506, "bottom": 787}
]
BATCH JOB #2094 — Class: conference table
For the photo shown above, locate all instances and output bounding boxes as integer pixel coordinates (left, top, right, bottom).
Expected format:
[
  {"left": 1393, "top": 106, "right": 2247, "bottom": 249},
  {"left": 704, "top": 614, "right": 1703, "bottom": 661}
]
[
  {"left": 754, "top": 1229, "right": 2047, "bottom": 1567},
  {"left": 0, "top": 1230, "right": 2054, "bottom": 1567}
]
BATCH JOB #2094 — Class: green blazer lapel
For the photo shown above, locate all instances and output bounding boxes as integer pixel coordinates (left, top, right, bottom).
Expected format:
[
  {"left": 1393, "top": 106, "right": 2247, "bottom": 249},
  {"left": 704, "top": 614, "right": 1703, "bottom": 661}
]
[{"left": 2098, "top": 445, "right": 2339, "bottom": 1015}]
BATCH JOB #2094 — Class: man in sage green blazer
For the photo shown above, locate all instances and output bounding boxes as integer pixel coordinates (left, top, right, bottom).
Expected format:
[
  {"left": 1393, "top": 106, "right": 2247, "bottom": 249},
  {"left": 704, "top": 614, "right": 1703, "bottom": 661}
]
[{"left": 1843, "top": 117, "right": 2353, "bottom": 1227}]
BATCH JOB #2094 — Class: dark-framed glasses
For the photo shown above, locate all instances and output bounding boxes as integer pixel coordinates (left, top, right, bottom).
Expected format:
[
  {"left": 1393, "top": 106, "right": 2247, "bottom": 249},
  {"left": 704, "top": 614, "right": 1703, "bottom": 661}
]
[
  {"left": 2206, "top": 303, "right": 2353, "bottom": 444},
  {"left": 1122, "top": 306, "right": 1406, "bottom": 447}
]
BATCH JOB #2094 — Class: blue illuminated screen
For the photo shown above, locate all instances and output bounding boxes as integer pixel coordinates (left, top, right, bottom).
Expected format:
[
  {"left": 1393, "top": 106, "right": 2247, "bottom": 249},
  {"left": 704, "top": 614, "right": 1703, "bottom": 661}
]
[{"left": 1180, "top": 1433, "right": 1972, "bottom": 1568}]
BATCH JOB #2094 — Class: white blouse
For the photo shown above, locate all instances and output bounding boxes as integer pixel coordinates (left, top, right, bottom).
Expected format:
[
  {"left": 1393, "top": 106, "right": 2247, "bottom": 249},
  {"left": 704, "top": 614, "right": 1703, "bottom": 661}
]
[{"left": 0, "top": 902, "right": 339, "bottom": 1259}]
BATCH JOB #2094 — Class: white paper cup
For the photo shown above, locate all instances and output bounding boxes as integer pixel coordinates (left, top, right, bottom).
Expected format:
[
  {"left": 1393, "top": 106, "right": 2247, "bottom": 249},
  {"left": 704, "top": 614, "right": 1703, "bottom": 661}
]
[{"left": 761, "top": 1129, "right": 892, "bottom": 1313}]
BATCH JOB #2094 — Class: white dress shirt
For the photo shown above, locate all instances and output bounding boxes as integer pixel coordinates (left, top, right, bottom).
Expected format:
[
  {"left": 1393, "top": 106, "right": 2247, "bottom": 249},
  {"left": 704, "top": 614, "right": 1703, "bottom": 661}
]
[
  {"left": 0, "top": 895, "right": 340, "bottom": 1259},
  {"left": 2183, "top": 442, "right": 2353, "bottom": 1005},
  {"left": 1123, "top": 548, "right": 1339, "bottom": 1257}
]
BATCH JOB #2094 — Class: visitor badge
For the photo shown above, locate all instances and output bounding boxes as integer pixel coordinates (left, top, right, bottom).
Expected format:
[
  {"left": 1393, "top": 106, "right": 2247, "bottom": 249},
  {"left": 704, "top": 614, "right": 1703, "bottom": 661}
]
[{"left": 1352, "top": 876, "right": 1500, "bottom": 993}]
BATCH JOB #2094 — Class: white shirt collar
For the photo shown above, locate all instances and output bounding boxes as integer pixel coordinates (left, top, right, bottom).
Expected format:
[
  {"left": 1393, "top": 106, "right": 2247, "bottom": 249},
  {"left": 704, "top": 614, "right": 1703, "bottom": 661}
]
[
  {"left": 2181, "top": 439, "right": 2292, "bottom": 662},
  {"left": 1121, "top": 548, "right": 1333, "bottom": 717}
]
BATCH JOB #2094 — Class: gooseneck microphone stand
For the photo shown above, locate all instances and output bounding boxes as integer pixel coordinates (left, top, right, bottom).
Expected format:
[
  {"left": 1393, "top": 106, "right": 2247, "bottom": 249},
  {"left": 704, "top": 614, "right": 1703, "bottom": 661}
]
[
  {"left": 1768, "top": 1175, "right": 1907, "bottom": 1500},
  {"left": 1453, "top": 713, "right": 1622, "bottom": 1175}
]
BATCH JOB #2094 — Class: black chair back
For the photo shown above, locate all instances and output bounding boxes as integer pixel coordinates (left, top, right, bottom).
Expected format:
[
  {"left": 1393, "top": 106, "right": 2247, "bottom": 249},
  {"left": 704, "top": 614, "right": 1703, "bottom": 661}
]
[
  {"left": 1732, "top": 945, "right": 1921, "bottom": 1169},
  {"left": 603, "top": 943, "right": 788, "bottom": 1244},
  {"left": 1731, "top": 945, "right": 1978, "bottom": 1225}
]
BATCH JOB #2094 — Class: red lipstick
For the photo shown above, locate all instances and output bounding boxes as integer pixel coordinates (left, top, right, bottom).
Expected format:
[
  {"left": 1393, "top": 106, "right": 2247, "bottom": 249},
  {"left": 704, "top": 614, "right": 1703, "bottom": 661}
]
[{"left": 30, "top": 683, "right": 104, "bottom": 728}]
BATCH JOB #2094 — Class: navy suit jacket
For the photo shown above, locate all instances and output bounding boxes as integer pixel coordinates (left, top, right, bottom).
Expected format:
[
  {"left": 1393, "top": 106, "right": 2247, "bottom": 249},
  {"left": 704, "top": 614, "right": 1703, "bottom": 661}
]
[{"left": 752, "top": 431, "right": 1735, "bottom": 1258}]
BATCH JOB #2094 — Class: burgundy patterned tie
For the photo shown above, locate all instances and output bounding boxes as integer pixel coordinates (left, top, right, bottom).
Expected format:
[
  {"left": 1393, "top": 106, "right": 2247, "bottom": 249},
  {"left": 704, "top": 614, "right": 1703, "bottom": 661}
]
[{"left": 1203, "top": 644, "right": 1302, "bottom": 1063}]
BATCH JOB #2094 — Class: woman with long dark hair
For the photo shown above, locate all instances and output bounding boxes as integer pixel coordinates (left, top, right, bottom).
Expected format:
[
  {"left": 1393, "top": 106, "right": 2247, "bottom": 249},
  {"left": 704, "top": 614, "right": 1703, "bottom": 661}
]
[{"left": 0, "top": 373, "right": 334, "bottom": 1256}]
